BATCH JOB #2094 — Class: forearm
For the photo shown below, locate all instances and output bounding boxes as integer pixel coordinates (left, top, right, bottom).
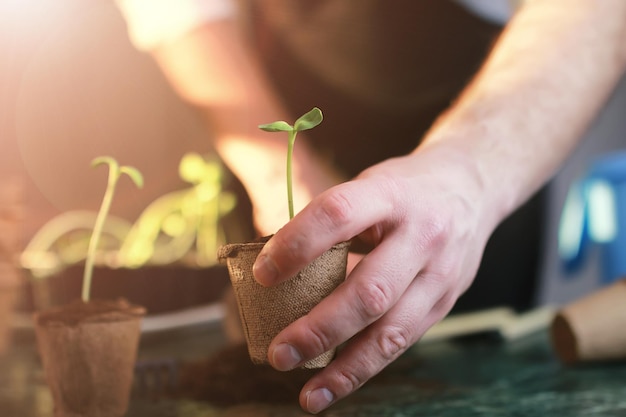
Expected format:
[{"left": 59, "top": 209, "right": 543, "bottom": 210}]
[
  {"left": 421, "top": 0, "right": 626, "bottom": 223},
  {"left": 152, "top": 20, "right": 341, "bottom": 234}
]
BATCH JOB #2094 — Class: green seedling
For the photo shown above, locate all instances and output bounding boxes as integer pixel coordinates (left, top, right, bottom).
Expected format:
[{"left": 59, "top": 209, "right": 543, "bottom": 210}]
[
  {"left": 258, "top": 107, "right": 323, "bottom": 220},
  {"left": 82, "top": 156, "right": 143, "bottom": 302}
]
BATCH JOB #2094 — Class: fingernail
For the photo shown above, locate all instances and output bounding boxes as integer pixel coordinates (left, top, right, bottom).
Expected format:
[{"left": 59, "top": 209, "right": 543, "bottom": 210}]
[
  {"left": 271, "top": 343, "right": 302, "bottom": 371},
  {"left": 306, "top": 388, "right": 334, "bottom": 414},
  {"left": 253, "top": 254, "right": 278, "bottom": 286}
]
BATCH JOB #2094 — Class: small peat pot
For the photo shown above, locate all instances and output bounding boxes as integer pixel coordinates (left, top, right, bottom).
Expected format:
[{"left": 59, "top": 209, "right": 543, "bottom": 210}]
[
  {"left": 218, "top": 238, "right": 350, "bottom": 369},
  {"left": 33, "top": 298, "right": 145, "bottom": 417}
]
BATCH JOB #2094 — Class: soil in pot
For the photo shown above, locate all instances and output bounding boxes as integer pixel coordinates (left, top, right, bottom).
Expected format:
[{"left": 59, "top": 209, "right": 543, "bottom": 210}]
[
  {"left": 34, "top": 298, "right": 145, "bottom": 417},
  {"left": 19, "top": 264, "right": 231, "bottom": 315}
]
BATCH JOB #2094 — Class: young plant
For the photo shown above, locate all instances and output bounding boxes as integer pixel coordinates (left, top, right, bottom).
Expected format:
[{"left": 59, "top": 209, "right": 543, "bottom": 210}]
[
  {"left": 82, "top": 156, "right": 143, "bottom": 302},
  {"left": 258, "top": 107, "right": 323, "bottom": 220}
]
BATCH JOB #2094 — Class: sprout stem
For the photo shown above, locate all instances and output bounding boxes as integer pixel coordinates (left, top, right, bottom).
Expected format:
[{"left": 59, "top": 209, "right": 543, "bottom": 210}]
[
  {"left": 81, "top": 157, "right": 143, "bottom": 303},
  {"left": 82, "top": 164, "right": 118, "bottom": 302},
  {"left": 287, "top": 130, "right": 296, "bottom": 220}
]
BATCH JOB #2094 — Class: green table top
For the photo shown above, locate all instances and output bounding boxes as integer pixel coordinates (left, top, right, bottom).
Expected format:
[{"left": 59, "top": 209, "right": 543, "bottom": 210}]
[{"left": 2, "top": 321, "right": 626, "bottom": 416}]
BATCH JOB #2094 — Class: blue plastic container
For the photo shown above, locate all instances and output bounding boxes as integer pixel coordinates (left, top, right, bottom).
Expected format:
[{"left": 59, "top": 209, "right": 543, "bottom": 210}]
[{"left": 559, "top": 150, "right": 626, "bottom": 283}]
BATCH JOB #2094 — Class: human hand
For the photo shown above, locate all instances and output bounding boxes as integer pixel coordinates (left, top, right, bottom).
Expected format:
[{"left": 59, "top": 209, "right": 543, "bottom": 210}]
[{"left": 252, "top": 145, "right": 502, "bottom": 413}]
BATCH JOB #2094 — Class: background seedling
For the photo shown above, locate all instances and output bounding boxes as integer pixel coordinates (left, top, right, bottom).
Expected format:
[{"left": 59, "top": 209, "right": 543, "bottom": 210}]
[{"left": 82, "top": 156, "right": 143, "bottom": 302}]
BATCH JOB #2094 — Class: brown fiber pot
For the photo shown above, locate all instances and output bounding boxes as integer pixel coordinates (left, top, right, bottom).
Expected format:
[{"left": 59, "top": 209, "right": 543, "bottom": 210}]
[
  {"left": 218, "top": 238, "right": 350, "bottom": 369},
  {"left": 34, "top": 299, "right": 146, "bottom": 417}
]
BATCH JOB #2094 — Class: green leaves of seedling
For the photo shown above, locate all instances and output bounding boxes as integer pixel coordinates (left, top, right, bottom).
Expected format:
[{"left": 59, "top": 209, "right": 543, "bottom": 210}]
[
  {"left": 259, "top": 107, "right": 323, "bottom": 133},
  {"left": 294, "top": 107, "right": 323, "bottom": 132},
  {"left": 258, "top": 121, "right": 293, "bottom": 132},
  {"left": 258, "top": 107, "right": 323, "bottom": 221},
  {"left": 92, "top": 156, "right": 144, "bottom": 189}
]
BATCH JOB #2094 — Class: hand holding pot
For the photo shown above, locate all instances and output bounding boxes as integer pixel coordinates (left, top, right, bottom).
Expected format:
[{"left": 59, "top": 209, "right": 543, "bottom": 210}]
[{"left": 253, "top": 147, "right": 499, "bottom": 413}]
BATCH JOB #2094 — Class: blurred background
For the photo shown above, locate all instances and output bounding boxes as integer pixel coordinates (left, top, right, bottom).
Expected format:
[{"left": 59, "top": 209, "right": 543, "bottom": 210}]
[
  {"left": 1, "top": 0, "right": 218, "bottom": 239},
  {"left": 0, "top": 0, "right": 254, "bottom": 316},
  {"left": 1, "top": 0, "right": 626, "bottom": 316}
]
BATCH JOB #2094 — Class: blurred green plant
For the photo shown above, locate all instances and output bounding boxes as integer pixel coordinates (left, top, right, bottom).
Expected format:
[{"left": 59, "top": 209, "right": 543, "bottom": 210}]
[
  {"left": 20, "top": 152, "right": 237, "bottom": 281},
  {"left": 118, "top": 152, "right": 236, "bottom": 268},
  {"left": 82, "top": 157, "right": 143, "bottom": 302}
]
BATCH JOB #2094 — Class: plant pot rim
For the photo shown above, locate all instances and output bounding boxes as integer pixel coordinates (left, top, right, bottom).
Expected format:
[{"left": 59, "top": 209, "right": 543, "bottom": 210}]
[
  {"left": 218, "top": 237, "right": 350, "bottom": 262},
  {"left": 34, "top": 298, "right": 146, "bottom": 328}
]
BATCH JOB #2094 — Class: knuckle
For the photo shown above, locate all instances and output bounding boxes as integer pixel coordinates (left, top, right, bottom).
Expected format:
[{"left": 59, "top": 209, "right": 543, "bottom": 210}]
[
  {"left": 315, "top": 190, "right": 353, "bottom": 232},
  {"left": 376, "top": 325, "right": 411, "bottom": 361},
  {"left": 416, "top": 212, "right": 450, "bottom": 253},
  {"left": 336, "top": 366, "right": 366, "bottom": 394},
  {"left": 432, "top": 290, "right": 458, "bottom": 317},
  {"left": 270, "top": 233, "right": 307, "bottom": 267},
  {"left": 305, "top": 324, "right": 334, "bottom": 355},
  {"left": 422, "top": 257, "right": 456, "bottom": 284},
  {"left": 354, "top": 281, "right": 392, "bottom": 320}
]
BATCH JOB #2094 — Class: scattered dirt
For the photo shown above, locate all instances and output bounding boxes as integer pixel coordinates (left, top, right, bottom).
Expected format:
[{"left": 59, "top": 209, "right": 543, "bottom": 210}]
[{"left": 178, "top": 343, "right": 315, "bottom": 406}]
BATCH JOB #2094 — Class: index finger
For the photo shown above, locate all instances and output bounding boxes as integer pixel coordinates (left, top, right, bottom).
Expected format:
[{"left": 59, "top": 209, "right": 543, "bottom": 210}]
[{"left": 252, "top": 179, "right": 391, "bottom": 286}]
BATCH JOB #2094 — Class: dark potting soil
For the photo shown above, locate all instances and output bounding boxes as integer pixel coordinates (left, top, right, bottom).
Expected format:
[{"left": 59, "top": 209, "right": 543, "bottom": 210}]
[
  {"left": 34, "top": 298, "right": 145, "bottom": 326},
  {"left": 174, "top": 342, "right": 434, "bottom": 408},
  {"left": 18, "top": 265, "right": 231, "bottom": 316},
  {"left": 177, "top": 343, "right": 315, "bottom": 406}
]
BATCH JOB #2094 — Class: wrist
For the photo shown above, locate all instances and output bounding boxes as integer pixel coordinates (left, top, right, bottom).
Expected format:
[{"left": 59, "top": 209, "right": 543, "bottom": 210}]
[{"left": 417, "top": 116, "right": 519, "bottom": 230}]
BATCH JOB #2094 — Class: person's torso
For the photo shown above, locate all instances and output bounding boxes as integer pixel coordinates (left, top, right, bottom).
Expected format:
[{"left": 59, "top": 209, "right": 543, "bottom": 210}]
[{"left": 240, "top": 0, "right": 501, "bottom": 176}]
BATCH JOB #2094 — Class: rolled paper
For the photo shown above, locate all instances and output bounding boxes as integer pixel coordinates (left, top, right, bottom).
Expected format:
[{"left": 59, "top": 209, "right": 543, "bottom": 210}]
[{"left": 550, "top": 278, "right": 626, "bottom": 364}]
